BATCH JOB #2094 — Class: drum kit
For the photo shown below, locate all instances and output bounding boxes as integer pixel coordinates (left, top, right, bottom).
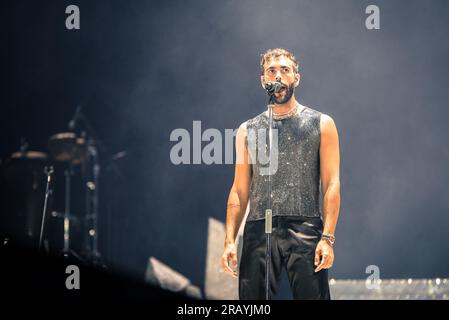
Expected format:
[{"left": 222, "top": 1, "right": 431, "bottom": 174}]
[{"left": 1, "top": 108, "right": 104, "bottom": 265}]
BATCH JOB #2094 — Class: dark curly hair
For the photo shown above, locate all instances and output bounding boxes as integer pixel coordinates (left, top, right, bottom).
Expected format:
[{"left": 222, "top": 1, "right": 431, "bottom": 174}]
[{"left": 260, "top": 48, "right": 299, "bottom": 75}]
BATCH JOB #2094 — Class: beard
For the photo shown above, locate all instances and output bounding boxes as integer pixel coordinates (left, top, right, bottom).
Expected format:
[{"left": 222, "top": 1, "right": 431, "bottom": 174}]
[{"left": 272, "top": 83, "right": 295, "bottom": 104}]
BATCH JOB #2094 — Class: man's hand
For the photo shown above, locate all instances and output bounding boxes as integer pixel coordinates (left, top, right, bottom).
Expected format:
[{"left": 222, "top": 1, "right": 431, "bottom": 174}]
[
  {"left": 220, "top": 243, "right": 239, "bottom": 278},
  {"left": 314, "top": 239, "right": 334, "bottom": 273}
]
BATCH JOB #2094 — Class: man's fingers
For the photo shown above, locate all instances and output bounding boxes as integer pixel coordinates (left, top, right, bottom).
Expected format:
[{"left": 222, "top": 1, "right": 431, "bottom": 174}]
[
  {"left": 315, "top": 254, "right": 328, "bottom": 273},
  {"left": 221, "top": 252, "right": 238, "bottom": 278},
  {"left": 231, "top": 251, "right": 238, "bottom": 267},
  {"left": 222, "top": 258, "right": 235, "bottom": 275},
  {"left": 230, "top": 251, "right": 239, "bottom": 277},
  {"left": 225, "top": 264, "right": 235, "bottom": 275},
  {"left": 220, "top": 254, "right": 228, "bottom": 269},
  {"left": 315, "top": 253, "right": 334, "bottom": 272},
  {"left": 315, "top": 259, "right": 324, "bottom": 272},
  {"left": 314, "top": 248, "right": 321, "bottom": 266}
]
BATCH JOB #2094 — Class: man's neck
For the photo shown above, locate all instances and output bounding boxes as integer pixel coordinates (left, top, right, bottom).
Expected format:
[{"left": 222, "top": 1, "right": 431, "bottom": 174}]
[{"left": 273, "top": 96, "right": 298, "bottom": 115}]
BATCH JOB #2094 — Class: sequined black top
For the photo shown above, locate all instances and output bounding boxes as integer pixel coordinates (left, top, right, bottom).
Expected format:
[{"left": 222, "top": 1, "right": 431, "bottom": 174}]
[{"left": 244, "top": 104, "right": 322, "bottom": 221}]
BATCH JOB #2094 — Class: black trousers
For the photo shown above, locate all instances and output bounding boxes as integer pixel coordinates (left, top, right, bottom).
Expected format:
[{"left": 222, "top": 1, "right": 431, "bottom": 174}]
[{"left": 239, "top": 216, "right": 331, "bottom": 300}]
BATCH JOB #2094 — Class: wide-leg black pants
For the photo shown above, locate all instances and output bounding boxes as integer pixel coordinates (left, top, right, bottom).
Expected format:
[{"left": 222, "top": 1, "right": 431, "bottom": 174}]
[{"left": 239, "top": 216, "right": 331, "bottom": 300}]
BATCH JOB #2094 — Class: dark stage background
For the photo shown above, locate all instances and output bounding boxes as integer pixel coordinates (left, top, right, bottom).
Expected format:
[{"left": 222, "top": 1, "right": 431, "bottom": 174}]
[{"left": 1, "top": 0, "right": 449, "bottom": 296}]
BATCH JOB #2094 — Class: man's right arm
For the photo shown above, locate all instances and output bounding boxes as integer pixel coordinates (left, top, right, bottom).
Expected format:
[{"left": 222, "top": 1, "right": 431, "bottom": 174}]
[{"left": 221, "top": 123, "right": 252, "bottom": 277}]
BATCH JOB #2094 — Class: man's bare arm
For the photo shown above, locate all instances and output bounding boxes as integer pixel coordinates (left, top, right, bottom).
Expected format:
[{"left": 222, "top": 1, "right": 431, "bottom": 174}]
[
  {"left": 221, "top": 123, "right": 252, "bottom": 277},
  {"left": 315, "top": 114, "right": 340, "bottom": 272},
  {"left": 320, "top": 114, "right": 341, "bottom": 235},
  {"left": 224, "top": 123, "right": 252, "bottom": 246},
  {"left": 224, "top": 185, "right": 245, "bottom": 246}
]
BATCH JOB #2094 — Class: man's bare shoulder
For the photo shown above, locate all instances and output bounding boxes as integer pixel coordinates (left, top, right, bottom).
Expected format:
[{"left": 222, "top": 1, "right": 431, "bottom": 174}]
[
  {"left": 320, "top": 113, "right": 334, "bottom": 125},
  {"left": 238, "top": 121, "right": 248, "bottom": 130},
  {"left": 237, "top": 110, "right": 266, "bottom": 134},
  {"left": 320, "top": 113, "right": 338, "bottom": 136},
  {"left": 246, "top": 110, "right": 268, "bottom": 125}
]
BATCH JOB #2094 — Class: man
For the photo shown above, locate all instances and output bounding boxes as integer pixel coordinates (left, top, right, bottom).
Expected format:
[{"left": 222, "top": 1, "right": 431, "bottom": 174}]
[{"left": 220, "top": 48, "right": 341, "bottom": 300}]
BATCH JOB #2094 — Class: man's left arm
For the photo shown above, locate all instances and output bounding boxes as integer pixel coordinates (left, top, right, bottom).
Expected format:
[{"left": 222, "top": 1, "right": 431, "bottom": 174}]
[{"left": 315, "top": 114, "right": 341, "bottom": 272}]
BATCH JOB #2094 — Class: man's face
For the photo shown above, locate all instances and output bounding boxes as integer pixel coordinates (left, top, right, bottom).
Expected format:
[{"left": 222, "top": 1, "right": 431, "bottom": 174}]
[{"left": 261, "top": 56, "right": 299, "bottom": 104}]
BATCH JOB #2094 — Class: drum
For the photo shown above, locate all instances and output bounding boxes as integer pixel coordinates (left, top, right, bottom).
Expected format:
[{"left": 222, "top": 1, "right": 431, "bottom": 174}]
[
  {"left": 1, "top": 151, "right": 48, "bottom": 248},
  {"left": 48, "top": 132, "right": 86, "bottom": 165}
]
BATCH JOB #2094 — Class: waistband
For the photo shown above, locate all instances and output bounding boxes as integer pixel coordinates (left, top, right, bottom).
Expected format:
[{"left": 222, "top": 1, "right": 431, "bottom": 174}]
[{"left": 245, "top": 215, "right": 323, "bottom": 227}]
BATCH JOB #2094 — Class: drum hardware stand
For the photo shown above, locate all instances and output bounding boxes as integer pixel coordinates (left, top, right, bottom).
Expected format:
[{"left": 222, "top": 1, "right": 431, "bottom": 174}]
[
  {"left": 84, "top": 137, "right": 103, "bottom": 266},
  {"left": 71, "top": 109, "right": 105, "bottom": 267},
  {"left": 61, "top": 163, "right": 83, "bottom": 261},
  {"left": 39, "top": 166, "right": 54, "bottom": 252}
]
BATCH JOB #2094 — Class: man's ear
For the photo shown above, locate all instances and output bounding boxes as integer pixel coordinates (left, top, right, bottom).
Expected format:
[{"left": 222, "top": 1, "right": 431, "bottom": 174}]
[
  {"left": 294, "top": 73, "right": 301, "bottom": 87},
  {"left": 260, "top": 75, "right": 266, "bottom": 89}
]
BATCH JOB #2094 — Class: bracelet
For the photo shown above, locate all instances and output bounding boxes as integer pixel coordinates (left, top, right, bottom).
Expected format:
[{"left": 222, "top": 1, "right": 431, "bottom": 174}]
[{"left": 321, "top": 233, "right": 335, "bottom": 245}]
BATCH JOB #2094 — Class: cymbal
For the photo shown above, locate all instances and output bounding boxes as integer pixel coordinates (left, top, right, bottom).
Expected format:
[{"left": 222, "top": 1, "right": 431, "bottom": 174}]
[
  {"left": 4, "top": 151, "right": 48, "bottom": 171},
  {"left": 48, "top": 132, "right": 86, "bottom": 164},
  {"left": 10, "top": 151, "right": 48, "bottom": 160},
  {"left": 3, "top": 151, "right": 48, "bottom": 180}
]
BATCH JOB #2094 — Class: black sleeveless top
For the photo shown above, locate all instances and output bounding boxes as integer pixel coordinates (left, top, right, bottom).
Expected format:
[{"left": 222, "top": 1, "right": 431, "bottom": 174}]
[{"left": 244, "top": 104, "right": 322, "bottom": 221}]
